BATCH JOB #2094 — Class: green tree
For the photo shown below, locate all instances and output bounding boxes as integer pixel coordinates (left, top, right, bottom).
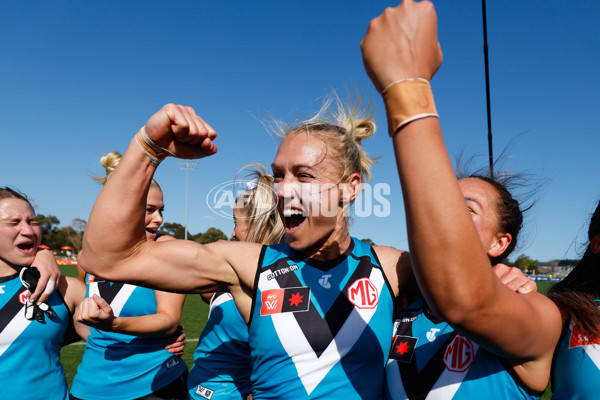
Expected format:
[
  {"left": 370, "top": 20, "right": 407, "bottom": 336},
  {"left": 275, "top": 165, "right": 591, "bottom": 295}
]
[
  {"left": 36, "top": 214, "right": 87, "bottom": 252},
  {"left": 512, "top": 254, "right": 538, "bottom": 273},
  {"left": 158, "top": 222, "right": 190, "bottom": 240},
  {"left": 361, "top": 238, "right": 375, "bottom": 246},
  {"left": 195, "top": 227, "right": 228, "bottom": 244},
  {"left": 64, "top": 218, "right": 86, "bottom": 253}
]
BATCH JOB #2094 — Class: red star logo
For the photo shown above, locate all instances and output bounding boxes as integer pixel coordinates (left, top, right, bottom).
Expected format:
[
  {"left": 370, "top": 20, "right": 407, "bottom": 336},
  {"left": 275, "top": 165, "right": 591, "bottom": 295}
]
[
  {"left": 289, "top": 292, "right": 304, "bottom": 307},
  {"left": 396, "top": 341, "right": 410, "bottom": 355}
]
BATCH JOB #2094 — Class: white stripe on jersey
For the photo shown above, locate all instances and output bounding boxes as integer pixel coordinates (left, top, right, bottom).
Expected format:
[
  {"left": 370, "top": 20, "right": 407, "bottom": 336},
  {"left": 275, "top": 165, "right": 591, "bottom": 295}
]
[
  {"left": 427, "top": 342, "right": 480, "bottom": 399},
  {"left": 258, "top": 268, "right": 385, "bottom": 395},
  {"left": 0, "top": 305, "right": 29, "bottom": 357},
  {"left": 88, "top": 282, "right": 136, "bottom": 317}
]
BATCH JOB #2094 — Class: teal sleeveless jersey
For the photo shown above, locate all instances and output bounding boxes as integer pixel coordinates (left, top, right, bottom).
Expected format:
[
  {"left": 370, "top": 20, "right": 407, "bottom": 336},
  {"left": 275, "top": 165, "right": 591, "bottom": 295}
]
[
  {"left": 0, "top": 272, "right": 70, "bottom": 400},
  {"left": 385, "top": 296, "right": 543, "bottom": 399},
  {"left": 249, "top": 238, "right": 394, "bottom": 399},
  {"left": 70, "top": 274, "right": 187, "bottom": 400},
  {"left": 551, "top": 314, "right": 600, "bottom": 399},
  {"left": 188, "top": 291, "right": 251, "bottom": 399}
]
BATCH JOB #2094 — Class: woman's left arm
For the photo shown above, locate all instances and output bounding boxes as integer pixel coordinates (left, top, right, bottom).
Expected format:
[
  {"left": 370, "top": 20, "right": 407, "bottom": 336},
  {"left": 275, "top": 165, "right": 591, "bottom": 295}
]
[{"left": 76, "top": 291, "right": 186, "bottom": 337}]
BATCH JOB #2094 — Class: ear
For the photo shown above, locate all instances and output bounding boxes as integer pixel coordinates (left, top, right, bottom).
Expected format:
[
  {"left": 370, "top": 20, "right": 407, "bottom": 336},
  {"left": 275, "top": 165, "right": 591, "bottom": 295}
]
[
  {"left": 591, "top": 234, "right": 600, "bottom": 254},
  {"left": 487, "top": 232, "right": 512, "bottom": 260},
  {"left": 339, "top": 173, "right": 362, "bottom": 204}
]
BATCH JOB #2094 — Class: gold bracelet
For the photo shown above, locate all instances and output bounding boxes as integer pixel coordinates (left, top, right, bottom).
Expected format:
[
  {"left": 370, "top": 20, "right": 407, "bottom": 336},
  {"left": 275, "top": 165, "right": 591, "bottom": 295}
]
[{"left": 383, "top": 80, "right": 439, "bottom": 136}]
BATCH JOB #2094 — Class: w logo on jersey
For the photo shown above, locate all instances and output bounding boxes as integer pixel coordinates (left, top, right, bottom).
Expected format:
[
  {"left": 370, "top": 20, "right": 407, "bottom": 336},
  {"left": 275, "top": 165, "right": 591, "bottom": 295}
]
[
  {"left": 347, "top": 278, "right": 379, "bottom": 309},
  {"left": 260, "top": 287, "right": 310, "bottom": 316}
]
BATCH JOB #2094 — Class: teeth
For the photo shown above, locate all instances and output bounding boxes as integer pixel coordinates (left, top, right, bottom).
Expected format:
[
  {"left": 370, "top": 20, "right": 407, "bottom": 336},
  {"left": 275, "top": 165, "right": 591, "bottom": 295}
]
[{"left": 283, "top": 209, "right": 304, "bottom": 217}]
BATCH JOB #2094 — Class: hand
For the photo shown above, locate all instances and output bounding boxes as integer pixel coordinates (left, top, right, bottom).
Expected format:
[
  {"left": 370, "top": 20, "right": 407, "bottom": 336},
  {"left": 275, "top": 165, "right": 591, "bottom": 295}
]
[
  {"left": 361, "top": 0, "right": 443, "bottom": 92},
  {"left": 30, "top": 249, "right": 61, "bottom": 302},
  {"left": 165, "top": 325, "right": 186, "bottom": 356},
  {"left": 493, "top": 263, "right": 537, "bottom": 294},
  {"left": 144, "top": 103, "right": 218, "bottom": 160},
  {"left": 76, "top": 294, "right": 116, "bottom": 330}
]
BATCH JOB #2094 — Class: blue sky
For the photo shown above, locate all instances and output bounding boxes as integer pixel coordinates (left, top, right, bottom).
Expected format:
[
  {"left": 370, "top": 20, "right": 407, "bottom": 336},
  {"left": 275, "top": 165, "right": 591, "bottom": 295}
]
[{"left": 2, "top": 1, "right": 599, "bottom": 262}]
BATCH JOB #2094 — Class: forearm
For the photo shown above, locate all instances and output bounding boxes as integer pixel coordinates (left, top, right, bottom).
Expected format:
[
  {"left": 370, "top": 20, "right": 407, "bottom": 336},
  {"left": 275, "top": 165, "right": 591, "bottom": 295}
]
[
  {"left": 392, "top": 116, "right": 498, "bottom": 323},
  {"left": 81, "top": 138, "right": 154, "bottom": 276},
  {"left": 109, "top": 313, "right": 181, "bottom": 337}
]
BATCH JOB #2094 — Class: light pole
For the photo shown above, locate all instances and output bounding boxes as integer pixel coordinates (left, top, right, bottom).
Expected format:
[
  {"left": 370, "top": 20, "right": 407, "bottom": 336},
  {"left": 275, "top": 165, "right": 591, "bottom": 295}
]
[{"left": 177, "top": 161, "right": 198, "bottom": 240}]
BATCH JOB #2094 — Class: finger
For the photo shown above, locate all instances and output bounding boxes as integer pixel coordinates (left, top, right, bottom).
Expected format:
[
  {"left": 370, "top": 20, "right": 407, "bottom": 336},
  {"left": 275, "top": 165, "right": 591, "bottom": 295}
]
[
  {"left": 503, "top": 278, "right": 520, "bottom": 292},
  {"left": 199, "top": 138, "right": 218, "bottom": 158},
  {"left": 166, "top": 105, "right": 192, "bottom": 138},
  {"left": 517, "top": 280, "right": 537, "bottom": 294},
  {"left": 193, "top": 113, "right": 217, "bottom": 141},
  {"left": 92, "top": 294, "right": 113, "bottom": 314},
  {"left": 179, "top": 106, "right": 200, "bottom": 140},
  {"left": 180, "top": 107, "right": 213, "bottom": 145}
]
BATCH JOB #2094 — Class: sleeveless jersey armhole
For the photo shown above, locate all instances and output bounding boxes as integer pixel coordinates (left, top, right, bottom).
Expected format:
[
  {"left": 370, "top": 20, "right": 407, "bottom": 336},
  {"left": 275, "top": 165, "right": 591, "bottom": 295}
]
[{"left": 248, "top": 244, "right": 268, "bottom": 329}]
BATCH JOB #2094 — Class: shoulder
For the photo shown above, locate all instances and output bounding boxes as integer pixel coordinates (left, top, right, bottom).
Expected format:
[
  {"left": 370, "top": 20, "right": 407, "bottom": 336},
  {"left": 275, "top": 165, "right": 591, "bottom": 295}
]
[
  {"left": 373, "top": 245, "right": 412, "bottom": 298},
  {"left": 372, "top": 245, "right": 409, "bottom": 269}
]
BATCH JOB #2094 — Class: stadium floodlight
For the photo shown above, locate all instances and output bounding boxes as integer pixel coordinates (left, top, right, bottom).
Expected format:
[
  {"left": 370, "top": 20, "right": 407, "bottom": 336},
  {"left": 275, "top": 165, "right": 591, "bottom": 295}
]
[{"left": 177, "top": 161, "right": 199, "bottom": 240}]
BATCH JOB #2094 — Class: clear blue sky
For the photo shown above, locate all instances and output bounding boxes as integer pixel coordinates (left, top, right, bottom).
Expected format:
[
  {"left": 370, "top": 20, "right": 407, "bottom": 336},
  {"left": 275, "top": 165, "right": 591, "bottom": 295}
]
[{"left": 2, "top": 1, "right": 599, "bottom": 262}]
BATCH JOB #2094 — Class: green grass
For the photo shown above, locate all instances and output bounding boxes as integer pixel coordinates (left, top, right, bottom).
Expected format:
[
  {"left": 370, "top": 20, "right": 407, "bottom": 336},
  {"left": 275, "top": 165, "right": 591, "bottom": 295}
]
[
  {"left": 59, "top": 265, "right": 209, "bottom": 387},
  {"left": 59, "top": 265, "right": 557, "bottom": 398}
]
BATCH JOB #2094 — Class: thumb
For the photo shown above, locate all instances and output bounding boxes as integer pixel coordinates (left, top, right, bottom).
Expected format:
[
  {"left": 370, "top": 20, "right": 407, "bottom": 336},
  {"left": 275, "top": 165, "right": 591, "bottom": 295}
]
[{"left": 92, "top": 294, "right": 113, "bottom": 314}]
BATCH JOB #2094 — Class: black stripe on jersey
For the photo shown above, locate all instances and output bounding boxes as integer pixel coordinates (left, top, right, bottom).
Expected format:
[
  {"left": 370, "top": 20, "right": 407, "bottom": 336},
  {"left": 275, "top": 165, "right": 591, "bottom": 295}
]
[
  {"left": 95, "top": 281, "right": 126, "bottom": 304},
  {"left": 394, "top": 311, "right": 457, "bottom": 400},
  {"left": 0, "top": 287, "right": 26, "bottom": 334},
  {"left": 266, "top": 253, "right": 376, "bottom": 357}
]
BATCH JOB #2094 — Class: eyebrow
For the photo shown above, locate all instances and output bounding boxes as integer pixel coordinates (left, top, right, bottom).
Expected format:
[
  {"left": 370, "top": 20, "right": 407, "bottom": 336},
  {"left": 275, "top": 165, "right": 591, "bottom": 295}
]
[
  {"left": 464, "top": 196, "right": 482, "bottom": 208},
  {"left": 271, "top": 163, "right": 317, "bottom": 172}
]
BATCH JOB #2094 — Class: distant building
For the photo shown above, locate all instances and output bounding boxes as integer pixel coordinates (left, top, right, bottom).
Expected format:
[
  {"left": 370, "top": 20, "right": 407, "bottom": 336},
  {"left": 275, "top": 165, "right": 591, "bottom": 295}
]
[{"left": 536, "top": 259, "right": 578, "bottom": 277}]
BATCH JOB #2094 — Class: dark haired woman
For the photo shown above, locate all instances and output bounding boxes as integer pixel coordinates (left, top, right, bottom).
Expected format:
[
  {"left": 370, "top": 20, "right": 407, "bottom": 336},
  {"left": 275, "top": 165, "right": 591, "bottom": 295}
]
[
  {"left": 361, "top": 1, "right": 562, "bottom": 398},
  {"left": 548, "top": 200, "right": 600, "bottom": 398}
]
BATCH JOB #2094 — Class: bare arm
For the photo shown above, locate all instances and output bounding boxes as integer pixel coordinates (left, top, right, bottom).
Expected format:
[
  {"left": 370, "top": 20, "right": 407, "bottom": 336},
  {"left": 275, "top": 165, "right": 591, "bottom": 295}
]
[
  {"left": 362, "top": 0, "right": 561, "bottom": 368},
  {"left": 30, "top": 248, "right": 61, "bottom": 302},
  {"left": 79, "top": 104, "right": 259, "bottom": 296},
  {"left": 59, "top": 276, "right": 90, "bottom": 341},
  {"left": 76, "top": 291, "right": 186, "bottom": 337}
]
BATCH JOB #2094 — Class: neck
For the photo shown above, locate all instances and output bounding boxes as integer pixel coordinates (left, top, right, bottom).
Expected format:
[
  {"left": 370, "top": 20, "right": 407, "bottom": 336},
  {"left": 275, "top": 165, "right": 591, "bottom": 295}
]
[
  {"left": 300, "top": 218, "right": 352, "bottom": 261},
  {"left": 0, "top": 261, "right": 20, "bottom": 278}
]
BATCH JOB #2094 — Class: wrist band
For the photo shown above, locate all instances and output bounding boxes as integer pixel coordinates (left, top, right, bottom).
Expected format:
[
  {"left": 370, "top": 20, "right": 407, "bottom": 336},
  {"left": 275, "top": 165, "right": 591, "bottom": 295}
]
[
  {"left": 134, "top": 127, "right": 176, "bottom": 167},
  {"left": 382, "top": 79, "right": 439, "bottom": 136},
  {"left": 381, "top": 77, "right": 430, "bottom": 95}
]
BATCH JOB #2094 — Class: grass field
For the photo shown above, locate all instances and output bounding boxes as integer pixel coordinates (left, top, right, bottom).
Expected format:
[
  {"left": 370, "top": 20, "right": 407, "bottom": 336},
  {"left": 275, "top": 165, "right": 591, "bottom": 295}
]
[{"left": 59, "top": 266, "right": 556, "bottom": 398}]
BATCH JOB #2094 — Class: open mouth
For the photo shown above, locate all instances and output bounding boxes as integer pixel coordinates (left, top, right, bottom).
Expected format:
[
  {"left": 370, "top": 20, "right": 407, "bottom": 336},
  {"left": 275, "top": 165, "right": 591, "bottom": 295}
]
[
  {"left": 282, "top": 209, "right": 307, "bottom": 231},
  {"left": 146, "top": 228, "right": 157, "bottom": 238},
  {"left": 17, "top": 243, "right": 35, "bottom": 252}
]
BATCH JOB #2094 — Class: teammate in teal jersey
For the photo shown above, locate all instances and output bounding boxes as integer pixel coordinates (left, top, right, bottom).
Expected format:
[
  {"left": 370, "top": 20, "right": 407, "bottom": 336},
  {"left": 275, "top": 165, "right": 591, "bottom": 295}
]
[
  {"left": 548, "top": 200, "right": 600, "bottom": 398},
  {"left": 361, "top": 1, "right": 562, "bottom": 398},
  {"left": 79, "top": 92, "right": 413, "bottom": 399},
  {"left": 79, "top": 36, "right": 536, "bottom": 400},
  {"left": 70, "top": 152, "right": 188, "bottom": 400},
  {"left": 189, "top": 164, "right": 285, "bottom": 400},
  {"left": 0, "top": 187, "right": 88, "bottom": 400}
]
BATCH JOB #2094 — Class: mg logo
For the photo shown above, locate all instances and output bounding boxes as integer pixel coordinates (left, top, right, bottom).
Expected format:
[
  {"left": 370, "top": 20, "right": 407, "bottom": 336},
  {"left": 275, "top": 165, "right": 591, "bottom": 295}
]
[
  {"left": 347, "top": 278, "right": 378, "bottom": 309},
  {"left": 19, "top": 290, "right": 30, "bottom": 305},
  {"left": 444, "top": 335, "right": 476, "bottom": 372}
]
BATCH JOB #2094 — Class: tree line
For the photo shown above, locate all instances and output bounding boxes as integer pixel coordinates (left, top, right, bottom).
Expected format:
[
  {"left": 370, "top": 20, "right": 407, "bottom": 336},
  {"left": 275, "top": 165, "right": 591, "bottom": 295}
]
[{"left": 36, "top": 215, "right": 228, "bottom": 253}]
